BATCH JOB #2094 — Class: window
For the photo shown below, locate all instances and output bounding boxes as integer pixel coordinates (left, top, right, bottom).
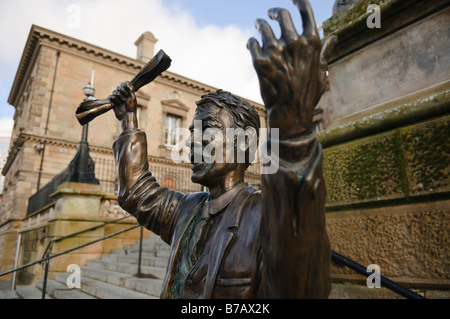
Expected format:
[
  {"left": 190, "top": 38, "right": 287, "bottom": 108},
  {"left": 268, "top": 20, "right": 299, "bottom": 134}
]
[
  {"left": 165, "top": 114, "right": 181, "bottom": 147},
  {"left": 161, "top": 177, "right": 176, "bottom": 189}
]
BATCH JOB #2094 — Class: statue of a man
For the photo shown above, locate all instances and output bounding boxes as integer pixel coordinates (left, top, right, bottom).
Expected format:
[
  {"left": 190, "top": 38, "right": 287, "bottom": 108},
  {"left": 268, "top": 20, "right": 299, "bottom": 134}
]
[{"left": 110, "top": 0, "right": 336, "bottom": 299}]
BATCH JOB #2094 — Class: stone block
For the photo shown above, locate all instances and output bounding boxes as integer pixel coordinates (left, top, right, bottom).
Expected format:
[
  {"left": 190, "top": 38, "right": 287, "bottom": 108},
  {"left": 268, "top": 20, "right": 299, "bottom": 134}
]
[
  {"left": 323, "top": 114, "right": 450, "bottom": 207},
  {"left": 323, "top": 130, "right": 405, "bottom": 207},
  {"left": 326, "top": 200, "right": 450, "bottom": 288},
  {"left": 319, "top": 3, "right": 450, "bottom": 128},
  {"left": 51, "top": 182, "right": 103, "bottom": 221},
  {"left": 46, "top": 220, "right": 105, "bottom": 238},
  {"left": 401, "top": 116, "right": 450, "bottom": 196},
  {"left": 51, "top": 238, "right": 104, "bottom": 255},
  {"left": 101, "top": 238, "right": 141, "bottom": 254}
]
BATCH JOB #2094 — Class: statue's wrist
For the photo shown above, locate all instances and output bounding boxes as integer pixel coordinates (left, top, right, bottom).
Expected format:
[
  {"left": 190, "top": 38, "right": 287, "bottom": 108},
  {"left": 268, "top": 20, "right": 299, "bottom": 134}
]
[
  {"left": 120, "top": 112, "right": 138, "bottom": 131},
  {"left": 269, "top": 132, "right": 316, "bottom": 163}
]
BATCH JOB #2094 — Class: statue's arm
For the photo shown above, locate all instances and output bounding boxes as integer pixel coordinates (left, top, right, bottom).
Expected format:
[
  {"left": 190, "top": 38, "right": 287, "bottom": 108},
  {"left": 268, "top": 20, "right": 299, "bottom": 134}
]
[
  {"left": 111, "top": 83, "right": 184, "bottom": 244},
  {"left": 247, "top": 0, "right": 336, "bottom": 298}
]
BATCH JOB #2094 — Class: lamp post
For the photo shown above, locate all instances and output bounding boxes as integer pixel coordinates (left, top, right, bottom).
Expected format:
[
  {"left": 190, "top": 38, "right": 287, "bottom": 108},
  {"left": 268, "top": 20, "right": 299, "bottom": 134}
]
[
  {"left": 81, "top": 82, "right": 95, "bottom": 142},
  {"left": 66, "top": 79, "right": 99, "bottom": 185}
]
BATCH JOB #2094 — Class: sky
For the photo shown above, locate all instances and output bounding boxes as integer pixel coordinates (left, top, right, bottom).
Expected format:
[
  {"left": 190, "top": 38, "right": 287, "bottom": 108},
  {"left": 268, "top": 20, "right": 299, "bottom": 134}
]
[{"left": 0, "top": 0, "right": 336, "bottom": 136}]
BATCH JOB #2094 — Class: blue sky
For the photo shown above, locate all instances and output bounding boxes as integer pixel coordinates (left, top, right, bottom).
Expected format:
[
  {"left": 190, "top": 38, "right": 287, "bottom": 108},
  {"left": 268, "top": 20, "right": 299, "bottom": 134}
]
[
  {"left": 162, "top": 0, "right": 335, "bottom": 31},
  {"left": 0, "top": 0, "right": 336, "bottom": 135}
]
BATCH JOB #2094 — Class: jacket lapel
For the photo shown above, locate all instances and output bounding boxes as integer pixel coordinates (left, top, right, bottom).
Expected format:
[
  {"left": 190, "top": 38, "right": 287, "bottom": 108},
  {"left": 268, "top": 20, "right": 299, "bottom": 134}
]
[{"left": 202, "top": 186, "right": 254, "bottom": 298}]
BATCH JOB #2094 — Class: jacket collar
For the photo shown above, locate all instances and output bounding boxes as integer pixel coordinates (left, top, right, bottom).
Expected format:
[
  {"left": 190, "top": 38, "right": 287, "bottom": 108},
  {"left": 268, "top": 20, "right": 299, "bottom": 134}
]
[{"left": 202, "top": 183, "right": 248, "bottom": 220}]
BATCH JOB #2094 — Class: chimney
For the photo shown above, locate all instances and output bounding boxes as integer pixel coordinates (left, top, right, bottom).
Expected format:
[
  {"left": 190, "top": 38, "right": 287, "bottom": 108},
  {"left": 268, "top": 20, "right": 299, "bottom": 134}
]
[{"left": 135, "top": 31, "right": 158, "bottom": 62}]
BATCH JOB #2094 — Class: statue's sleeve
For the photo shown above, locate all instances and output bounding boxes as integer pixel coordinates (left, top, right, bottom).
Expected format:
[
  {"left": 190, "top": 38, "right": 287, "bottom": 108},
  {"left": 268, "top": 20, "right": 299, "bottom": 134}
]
[
  {"left": 112, "top": 129, "right": 184, "bottom": 245},
  {"left": 258, "top": 133, "right": 331, "bottom": 298}
]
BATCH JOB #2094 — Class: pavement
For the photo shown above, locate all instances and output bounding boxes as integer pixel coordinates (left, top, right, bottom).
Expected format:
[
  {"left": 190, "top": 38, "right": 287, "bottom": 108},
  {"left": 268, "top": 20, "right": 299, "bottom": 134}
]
[{"left": 0, "top": 280, "right": 20, "bottom": 299}]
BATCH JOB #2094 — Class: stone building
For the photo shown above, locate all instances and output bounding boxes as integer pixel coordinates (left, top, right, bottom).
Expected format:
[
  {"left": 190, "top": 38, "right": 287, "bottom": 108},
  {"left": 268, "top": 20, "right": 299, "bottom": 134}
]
[
  {"left": 0, "top": 136, "right": 10, "bottom": 201},
  {"left": 0, "top": 25, "right": 266, "bottom": 281}
]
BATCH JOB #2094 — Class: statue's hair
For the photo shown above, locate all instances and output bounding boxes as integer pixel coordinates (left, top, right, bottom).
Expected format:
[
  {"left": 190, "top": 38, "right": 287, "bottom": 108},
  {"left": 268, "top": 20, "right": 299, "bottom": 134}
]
[
  {"left": 195, "top": 90, "right": 261, "bottom": 168},
  {"left": 196, "top": 89, "right": 260, "bottom": 136}
]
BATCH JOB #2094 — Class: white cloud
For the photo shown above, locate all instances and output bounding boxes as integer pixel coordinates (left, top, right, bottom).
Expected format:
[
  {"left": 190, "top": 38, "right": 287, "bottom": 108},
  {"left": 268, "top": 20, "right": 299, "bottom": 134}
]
[
  {"left": 0, "top": 0, "right": 262, "bottom": 105},
  {"left": 0, "top": 117, "right": 13, "bottom": 137}
]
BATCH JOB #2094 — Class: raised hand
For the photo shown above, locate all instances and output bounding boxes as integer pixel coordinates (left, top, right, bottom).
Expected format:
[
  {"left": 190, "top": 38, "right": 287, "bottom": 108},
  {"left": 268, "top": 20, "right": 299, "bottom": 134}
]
[
  {"left": 110, "top": 81, "right": 138, "bottom": 130},
  {"left": 247, "top": 0, "right": 336, "bottom": 138}
]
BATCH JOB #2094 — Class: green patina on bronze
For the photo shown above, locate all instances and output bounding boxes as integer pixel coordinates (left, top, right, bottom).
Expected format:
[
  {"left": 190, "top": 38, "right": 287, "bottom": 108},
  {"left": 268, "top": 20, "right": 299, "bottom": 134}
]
[{"left": 167, "top": 204, "right": 203, "bottom": 299}]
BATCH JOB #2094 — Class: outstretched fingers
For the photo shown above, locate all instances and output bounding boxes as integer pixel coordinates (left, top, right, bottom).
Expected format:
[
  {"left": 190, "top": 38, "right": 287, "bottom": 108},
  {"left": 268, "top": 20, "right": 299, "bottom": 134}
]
[
  {"left": 268, "top": 7, "right": 298, "bottom": 42},
  {"left": 254, "top": 18, "right": 278, "bottom": 52},
  {"left": 292, "top": 0, "right": 319, "bottom": 41},
  {"left": 247, "top": 37, "right": 263, "bottom": 62}
]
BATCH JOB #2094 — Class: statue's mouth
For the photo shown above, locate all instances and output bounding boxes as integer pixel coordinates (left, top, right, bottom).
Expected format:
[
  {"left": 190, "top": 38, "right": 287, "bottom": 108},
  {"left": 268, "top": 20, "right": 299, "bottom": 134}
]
[
  {"left": 190, "top": 151, "right": 205, "bottom": 171},
  {"left": 191, "top": 162, "right": 207, "bottom": 173}
]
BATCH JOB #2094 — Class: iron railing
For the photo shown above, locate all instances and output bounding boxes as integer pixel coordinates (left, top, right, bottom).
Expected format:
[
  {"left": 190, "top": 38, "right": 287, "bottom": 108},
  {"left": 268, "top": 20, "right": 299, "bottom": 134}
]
[
  {"left": 92, "top": 156, "right": 261, "bottom": 195},
  {"left": 0, "top": 214, "right": 144, "bottom": 299}
]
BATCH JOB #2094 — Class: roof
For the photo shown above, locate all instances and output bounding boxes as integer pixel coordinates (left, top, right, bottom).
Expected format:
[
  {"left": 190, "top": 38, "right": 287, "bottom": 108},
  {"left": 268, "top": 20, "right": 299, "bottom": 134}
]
[{"left": 8, "top": 25, "right": 265, "bottom": 113}]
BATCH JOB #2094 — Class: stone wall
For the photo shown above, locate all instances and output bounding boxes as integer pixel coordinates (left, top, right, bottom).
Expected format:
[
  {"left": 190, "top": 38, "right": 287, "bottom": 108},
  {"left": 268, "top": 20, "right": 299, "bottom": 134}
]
[{"left": 319, "top": 0, "right": 449, "bottom": 298}]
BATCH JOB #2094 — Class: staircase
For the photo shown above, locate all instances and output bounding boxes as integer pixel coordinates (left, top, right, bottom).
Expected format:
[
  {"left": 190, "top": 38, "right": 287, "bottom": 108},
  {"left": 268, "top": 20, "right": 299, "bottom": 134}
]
[{"left": 1, "top": 234, "right": 170, "bottom": 299}]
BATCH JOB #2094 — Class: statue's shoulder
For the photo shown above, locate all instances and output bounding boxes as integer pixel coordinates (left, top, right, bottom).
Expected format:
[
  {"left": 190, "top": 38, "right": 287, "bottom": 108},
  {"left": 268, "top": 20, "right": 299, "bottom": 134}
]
[{"left": 179, "top": 191, "right": 209, "bottom": 206}]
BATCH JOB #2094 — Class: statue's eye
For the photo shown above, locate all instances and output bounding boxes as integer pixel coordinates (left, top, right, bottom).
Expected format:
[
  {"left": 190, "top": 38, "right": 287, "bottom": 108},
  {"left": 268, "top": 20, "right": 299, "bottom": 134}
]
[{"left": 202, "top": 123, "right": 213, "bottom": 131}]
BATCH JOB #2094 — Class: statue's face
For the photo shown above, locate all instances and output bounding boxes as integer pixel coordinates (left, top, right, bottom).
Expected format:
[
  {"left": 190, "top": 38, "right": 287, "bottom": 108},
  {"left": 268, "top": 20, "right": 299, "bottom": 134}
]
[{"left": 186, "top": 102, "right": 239, "bottom": 188}]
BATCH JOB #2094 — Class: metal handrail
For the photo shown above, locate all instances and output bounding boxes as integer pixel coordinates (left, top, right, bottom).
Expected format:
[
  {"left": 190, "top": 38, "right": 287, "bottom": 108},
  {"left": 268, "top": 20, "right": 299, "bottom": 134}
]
[
  {"left": 40, "top": 214, "right": 133, "bottom": 260},
  {"left": 0, "top": 219, "right": 143, "bottom": 299},
  {"left": 0, "top": 224, "right": 140, "bottom": 279},
  {"left": 331, "top": 251, "right": 425, "bottom": 299}
]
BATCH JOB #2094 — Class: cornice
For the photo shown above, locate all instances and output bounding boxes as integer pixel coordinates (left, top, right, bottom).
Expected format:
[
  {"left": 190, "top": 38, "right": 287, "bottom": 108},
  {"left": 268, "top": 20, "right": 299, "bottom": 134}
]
[
  {"left": 8, "top": 25, "right": 265, "bottom": 116},
  {"left": 6, "top": 26, "right": 213, "bottom": 105}
]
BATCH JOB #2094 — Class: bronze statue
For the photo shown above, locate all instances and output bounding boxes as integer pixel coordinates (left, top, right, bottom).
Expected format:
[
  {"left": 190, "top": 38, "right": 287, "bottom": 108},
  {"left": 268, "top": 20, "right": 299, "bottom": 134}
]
[{"left": 107, "top": 0, "right": 336, "bottom": 298}]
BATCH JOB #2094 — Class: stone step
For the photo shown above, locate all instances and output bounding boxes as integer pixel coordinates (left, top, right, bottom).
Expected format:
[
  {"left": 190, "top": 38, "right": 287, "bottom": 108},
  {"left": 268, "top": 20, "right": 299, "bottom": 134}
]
[
  {"left": 3, "top": 236, "right": 169, "bottom": 299},
  {"left": 15, "top": 285, "right": 53, "bottom": 299},
  {"left": 111, "top": 246, "right": 170, "bottom": 257},
  {"left": 110, "top": 248, "right": 171, "bottom": 258},
  {"left": 53, "top": 273, "right": 156, "bottom": 299},
  {"left": 111, "top": 235, "right": 170, "bottom": 254},
  {"left": 0, "top": 288, "right": 21, "bottom": 299},
  {"left": 86, "top": 259, "right": 167, "bottom": 279},
  {"left": 99, "top": 254, "right": 169, "bottom": 268},
  {"left": 35, "top": 279, "right": 97, "bottom": 299},
  {"left": 55, "top": 268, "right": 163, "bottom": 298},
  {"left": 120, "top": 277, "right": 163, "bottom": 297}
]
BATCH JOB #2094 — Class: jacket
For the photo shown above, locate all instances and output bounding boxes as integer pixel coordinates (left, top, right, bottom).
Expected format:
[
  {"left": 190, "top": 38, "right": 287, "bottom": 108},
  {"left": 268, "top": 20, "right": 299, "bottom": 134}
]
[{"left": 113, "top": 128, "right": 331, "bottom": 298}]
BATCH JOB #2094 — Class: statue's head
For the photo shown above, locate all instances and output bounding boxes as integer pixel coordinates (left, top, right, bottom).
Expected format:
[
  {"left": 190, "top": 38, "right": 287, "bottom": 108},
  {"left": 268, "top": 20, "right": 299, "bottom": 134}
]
[{"left": 187, "top": 90, "right": 260, "bottom": 188}]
